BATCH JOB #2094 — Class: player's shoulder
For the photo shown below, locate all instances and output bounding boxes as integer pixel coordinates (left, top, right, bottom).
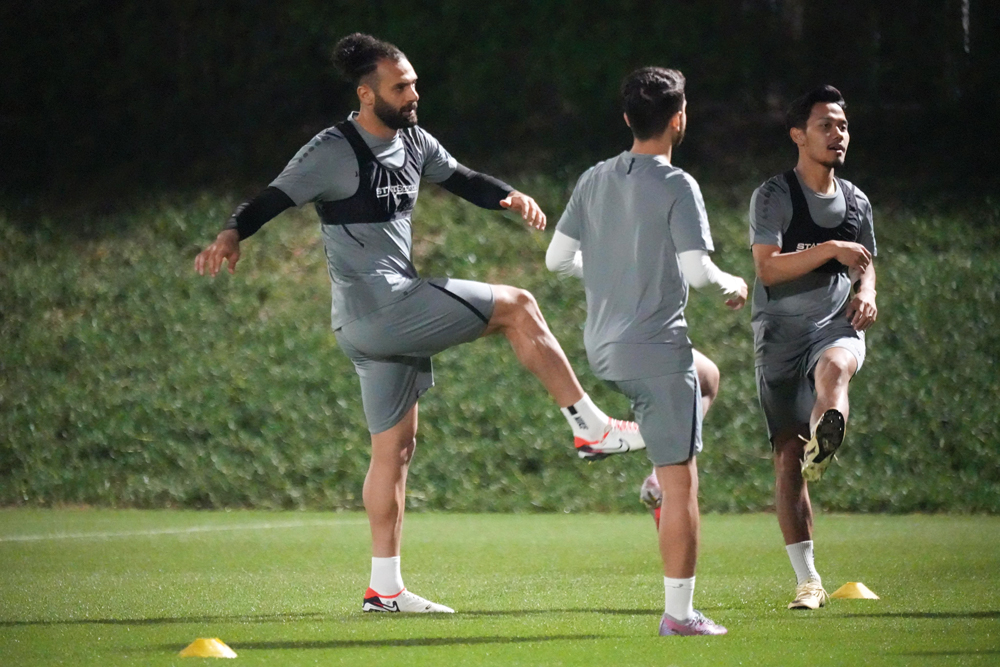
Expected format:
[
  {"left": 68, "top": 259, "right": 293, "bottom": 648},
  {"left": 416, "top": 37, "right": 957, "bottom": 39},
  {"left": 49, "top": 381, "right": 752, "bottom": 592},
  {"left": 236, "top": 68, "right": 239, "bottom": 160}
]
[
  {"left": 402, "top": 124, "right": 439, "bottom": 148},
  {"left": 754, "top": 173, "right": 792, "bottom": 200},
  {"left": 572, "top": 161, "right": 605, "bottom": 191},
  {"left": 837, "top": 177, "right": 872, "bottom": 209}
]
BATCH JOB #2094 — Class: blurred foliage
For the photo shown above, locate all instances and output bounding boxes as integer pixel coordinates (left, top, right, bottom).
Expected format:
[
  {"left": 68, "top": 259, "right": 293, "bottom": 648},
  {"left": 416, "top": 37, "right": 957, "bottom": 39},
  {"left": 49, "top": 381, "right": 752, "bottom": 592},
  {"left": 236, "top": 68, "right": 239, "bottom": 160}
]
[
  {"left": 2, "top": 182, "right": 998, "bottom": 512},
  {"left": 4, "top": 0, "right": 998, "bottom": 202}
]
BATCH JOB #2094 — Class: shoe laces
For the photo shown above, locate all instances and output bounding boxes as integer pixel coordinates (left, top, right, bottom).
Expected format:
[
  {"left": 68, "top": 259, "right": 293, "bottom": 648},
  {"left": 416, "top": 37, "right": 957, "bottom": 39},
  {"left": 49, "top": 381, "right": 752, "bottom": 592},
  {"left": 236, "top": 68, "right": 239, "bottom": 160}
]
[
  {"left": 796, "top": 579, "right": 827, "bottom": 597},
  {"left": 607, "top": 418, "right": 639, "bottom": 433}
]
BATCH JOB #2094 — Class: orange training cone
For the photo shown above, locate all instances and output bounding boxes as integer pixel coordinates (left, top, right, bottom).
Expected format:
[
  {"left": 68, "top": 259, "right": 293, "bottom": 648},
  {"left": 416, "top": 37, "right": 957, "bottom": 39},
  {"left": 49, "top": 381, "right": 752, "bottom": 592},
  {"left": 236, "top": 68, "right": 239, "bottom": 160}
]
[
  {"left": 831, "top": 582, "right": 880, "bottom": 599},
  {"left": 179, "top": 637, "right": 238, "bottom": 658}
]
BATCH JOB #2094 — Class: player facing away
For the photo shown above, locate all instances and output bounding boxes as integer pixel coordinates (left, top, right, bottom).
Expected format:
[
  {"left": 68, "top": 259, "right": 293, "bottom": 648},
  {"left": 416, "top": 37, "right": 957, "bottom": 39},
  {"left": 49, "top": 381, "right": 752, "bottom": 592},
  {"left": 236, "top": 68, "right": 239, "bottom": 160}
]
[
  {"left": 749, "top": 85, "right": 877, "bottom": 610},
  {"left": 194, "top": 33, "right": 645, "bottom": 614},
  {"left": 546, "top": 67, "right": 748, "bottom": 636}
]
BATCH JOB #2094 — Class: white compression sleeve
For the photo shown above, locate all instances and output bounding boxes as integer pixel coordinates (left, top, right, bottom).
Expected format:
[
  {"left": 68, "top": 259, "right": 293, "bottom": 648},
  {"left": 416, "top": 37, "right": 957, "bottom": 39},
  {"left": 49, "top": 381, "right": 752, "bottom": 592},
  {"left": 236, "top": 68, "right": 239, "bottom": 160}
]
[
  {"left": 545, "top": 230, "right": 583, "bottom": 278},
  {"left": 678, "top": 250, "right": 743, "bottom": 299}
]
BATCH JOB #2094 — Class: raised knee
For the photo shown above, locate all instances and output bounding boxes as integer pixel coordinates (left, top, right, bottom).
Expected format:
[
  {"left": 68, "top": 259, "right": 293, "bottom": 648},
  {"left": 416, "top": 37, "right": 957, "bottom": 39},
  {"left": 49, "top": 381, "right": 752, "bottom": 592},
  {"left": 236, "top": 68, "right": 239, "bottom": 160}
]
[
  {"left": 700, "top": 362, "right": 720, "bottom": 401},
  {"left": 512, "top": 288, "right": 538, "bottom": 313},
  {"left": 817, "top": 355, "right": 852, "bottom": 382}
]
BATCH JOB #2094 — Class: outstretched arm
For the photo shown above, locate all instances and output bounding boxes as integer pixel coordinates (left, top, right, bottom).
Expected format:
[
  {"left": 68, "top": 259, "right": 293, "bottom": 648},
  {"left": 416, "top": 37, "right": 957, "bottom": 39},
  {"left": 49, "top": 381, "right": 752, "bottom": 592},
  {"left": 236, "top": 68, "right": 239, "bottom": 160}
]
[
  {"left": 436, "top": 164, "right": 546, "bottom": 230},
  {"left": 194, "top": 186, "right": 295, "bottom": 276}
]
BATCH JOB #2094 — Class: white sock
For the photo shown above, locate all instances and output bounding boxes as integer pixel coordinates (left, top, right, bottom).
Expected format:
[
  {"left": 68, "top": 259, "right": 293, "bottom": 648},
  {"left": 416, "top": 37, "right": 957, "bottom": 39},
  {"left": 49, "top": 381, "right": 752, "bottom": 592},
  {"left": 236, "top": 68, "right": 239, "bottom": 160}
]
[
  {"left": 369, "top": 556, "right": 404, "bottom": 595},
  {"left": 785, "top": 540, "right": 821, "bottom": 585},
  {"left": 663, "top": 576, "right": 696, "bottom": 622},
  {"left": 561, "top": 394, "right": 609, "bottom": 440}
]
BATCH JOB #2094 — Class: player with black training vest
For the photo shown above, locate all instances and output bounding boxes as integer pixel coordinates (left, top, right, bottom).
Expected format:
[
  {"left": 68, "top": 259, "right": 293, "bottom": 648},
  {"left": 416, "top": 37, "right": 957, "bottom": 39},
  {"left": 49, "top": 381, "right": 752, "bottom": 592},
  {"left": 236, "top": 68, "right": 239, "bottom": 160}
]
[
  {"left": 749, "top": 85, "right": 878, "bottom": 611},
  {"left": 194, "top": 33, "right": 645, "bottom": 614}
]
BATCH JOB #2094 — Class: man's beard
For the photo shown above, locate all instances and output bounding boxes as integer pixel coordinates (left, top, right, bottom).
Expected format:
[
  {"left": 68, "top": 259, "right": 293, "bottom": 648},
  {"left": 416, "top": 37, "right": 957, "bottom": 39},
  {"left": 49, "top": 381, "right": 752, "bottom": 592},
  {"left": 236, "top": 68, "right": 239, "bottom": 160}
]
[
  {"left": 373, "top": 93, "right": 418, "bottom": 130},
  {"left": 820, "top": 156, "right": 845, "bottom": 169}
]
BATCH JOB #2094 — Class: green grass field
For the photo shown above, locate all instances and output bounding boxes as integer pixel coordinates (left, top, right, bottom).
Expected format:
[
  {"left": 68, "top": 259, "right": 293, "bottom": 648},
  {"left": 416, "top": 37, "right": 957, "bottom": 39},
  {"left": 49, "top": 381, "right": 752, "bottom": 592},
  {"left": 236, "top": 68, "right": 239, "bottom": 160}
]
[{"left": 1, "top": 510, "right": 997, "bottom": 666}]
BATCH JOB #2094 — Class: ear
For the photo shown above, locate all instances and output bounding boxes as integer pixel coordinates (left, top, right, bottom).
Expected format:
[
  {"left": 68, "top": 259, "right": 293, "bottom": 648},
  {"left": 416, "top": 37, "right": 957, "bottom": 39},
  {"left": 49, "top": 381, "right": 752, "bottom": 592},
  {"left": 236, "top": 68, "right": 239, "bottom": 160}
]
[
  {"left": 623, "top": 112, "right": 631, "bottom": 128},
  {"left": 357, "top": 83, "right": 374, "bottom": 108},
  {"left": 789, "top": 126, "right": 806, "bottom": 147},
  {"left": 669, "top": 110, "right": 683, "bottom": 131}
]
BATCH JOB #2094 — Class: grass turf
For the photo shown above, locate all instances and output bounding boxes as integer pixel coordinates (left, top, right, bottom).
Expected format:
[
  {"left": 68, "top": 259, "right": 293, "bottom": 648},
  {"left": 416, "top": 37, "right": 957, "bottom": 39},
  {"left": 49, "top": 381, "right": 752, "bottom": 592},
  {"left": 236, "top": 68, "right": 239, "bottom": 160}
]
[{"left": 0, "top": 511, "right": 997, "bottom": 666}]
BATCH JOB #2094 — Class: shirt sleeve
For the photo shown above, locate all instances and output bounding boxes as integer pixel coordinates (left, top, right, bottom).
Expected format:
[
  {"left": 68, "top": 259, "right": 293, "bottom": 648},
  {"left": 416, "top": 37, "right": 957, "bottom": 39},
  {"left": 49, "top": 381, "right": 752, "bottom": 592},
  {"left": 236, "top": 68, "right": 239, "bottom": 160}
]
[
  {"left": 749, "top": 179, "right": 787, "bottom": 248},
  {"left": 414, "top": 128, "right": 459, "bottom": 183},
  {"left": 855, "top": 188, "right": 877, "bottom": 257},
  {"left": 668, "top": 173, "right": 714, "bottom": 254},
  {"left": 269, "top": 129, "right": 360, "bottom": 206},
  {"left": 554, "top": 169, "right": 592, "bottom": 241},
  {"left": 545, "top": 230, "right": 583, "bottom": 278},
  {"left": 678, "top": 250, "right": 744, "bottom": 298}
]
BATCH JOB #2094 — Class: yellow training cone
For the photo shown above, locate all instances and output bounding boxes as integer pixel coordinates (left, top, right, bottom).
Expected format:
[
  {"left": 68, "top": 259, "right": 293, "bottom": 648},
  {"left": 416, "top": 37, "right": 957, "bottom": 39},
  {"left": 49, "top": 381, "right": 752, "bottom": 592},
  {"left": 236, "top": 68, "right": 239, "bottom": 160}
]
[
  {"left": 179, "top": 637, "right": 238, "bottom": 658},
  {"left": 831, "top": 582, "right": 880, "bottom": 599}
]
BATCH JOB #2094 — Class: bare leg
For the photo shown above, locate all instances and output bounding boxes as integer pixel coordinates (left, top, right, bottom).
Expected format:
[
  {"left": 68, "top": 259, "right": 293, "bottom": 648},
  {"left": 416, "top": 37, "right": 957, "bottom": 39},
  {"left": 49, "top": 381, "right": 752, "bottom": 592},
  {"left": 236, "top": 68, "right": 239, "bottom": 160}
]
[
  {"left": 481, "top": 285, "right": 584, "bottom": 407},
  {"left": 693, "top": 349, "right": 719, "bottom": 418},
  {"left": 656, "top": 458, "right": 700, "bottom": 578},
  {"left": 773, "top": 425, "right": 812, "bottom": 545},
  {"left": 810, "top": 347, "right": 857, "bottom": 430},
  {"left": 364, "top": 403, "right": 418, "bottom": 557}
]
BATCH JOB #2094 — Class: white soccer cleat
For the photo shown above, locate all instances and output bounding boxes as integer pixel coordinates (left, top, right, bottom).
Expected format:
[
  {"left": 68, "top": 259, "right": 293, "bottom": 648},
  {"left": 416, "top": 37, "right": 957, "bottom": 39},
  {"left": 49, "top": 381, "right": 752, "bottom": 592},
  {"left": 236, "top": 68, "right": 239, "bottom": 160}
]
[
  {"left": 639, "top": 471, "right": 662, "bottom": 510},
  {"left": 788, "top": 578, "right": 829, "bottom": 610},
  {"left": 362, "top": 588, "right": 455, "bottom": 613},
  {"left": 575, "top": 418, "right": 646, "bottom": 460}
]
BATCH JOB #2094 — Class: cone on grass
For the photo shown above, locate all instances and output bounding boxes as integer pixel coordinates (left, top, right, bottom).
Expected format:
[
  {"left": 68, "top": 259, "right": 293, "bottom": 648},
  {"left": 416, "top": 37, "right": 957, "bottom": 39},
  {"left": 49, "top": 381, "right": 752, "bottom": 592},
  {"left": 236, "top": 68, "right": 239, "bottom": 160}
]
[
  {"left": 831, "top": 582, "right": 880, "bottom": 599},
  {"left": 179, "top": 637, "right": 237, "bottom": 658}
]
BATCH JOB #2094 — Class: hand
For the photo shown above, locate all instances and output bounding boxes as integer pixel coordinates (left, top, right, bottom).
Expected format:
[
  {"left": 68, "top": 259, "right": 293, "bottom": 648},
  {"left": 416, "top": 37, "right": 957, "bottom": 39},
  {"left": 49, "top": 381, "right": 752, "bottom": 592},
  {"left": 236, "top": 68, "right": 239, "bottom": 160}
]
[
  {"left": 846, "top": 287, "right": 877, "bottom": 331},
  {"left": 194, "top": 228, "right": 241, "bottom": 276},
  {"left": 830, "top": 240, "right": 872, "bottom": 273},
  {"left": 500, "top": 191, "right": 547, "bottom": 230},
  {"left": 725, "top": 278, "right": 748, "bottom": 310}
]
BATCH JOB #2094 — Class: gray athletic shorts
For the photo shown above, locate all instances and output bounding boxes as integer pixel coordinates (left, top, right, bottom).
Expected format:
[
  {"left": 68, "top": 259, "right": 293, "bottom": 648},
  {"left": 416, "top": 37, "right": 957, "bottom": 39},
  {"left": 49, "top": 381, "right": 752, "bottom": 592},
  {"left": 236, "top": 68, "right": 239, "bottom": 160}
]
[
  {"left": 610, "top": 366, "right": 703, "bottom": 467},
  {"left": 334, "top": 278, "right": 495, "bottom": 434},
  {"left": 755, "top": 322, "right": 866, "bottom": 441}
]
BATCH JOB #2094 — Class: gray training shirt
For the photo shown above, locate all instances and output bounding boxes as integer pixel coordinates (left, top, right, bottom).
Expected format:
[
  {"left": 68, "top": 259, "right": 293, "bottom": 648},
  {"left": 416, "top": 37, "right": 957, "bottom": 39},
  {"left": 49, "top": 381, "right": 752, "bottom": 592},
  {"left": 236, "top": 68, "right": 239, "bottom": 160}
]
[
  {"left": 270, "top": 113, "right": 458, "bottom": 328},
  {"left": 748, "top": 171, "right": 876, "bottom": 329},
  {"left": 556, "top": 152, "right": 715, "bottom": 381}
]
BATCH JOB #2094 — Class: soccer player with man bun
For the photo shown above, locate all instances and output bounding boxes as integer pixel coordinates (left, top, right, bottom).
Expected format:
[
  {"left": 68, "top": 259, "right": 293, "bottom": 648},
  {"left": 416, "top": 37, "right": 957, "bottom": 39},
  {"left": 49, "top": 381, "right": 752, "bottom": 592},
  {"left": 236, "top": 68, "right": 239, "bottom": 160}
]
[
  {"left": 749, "top": 85, "right": 878, "bottom": 610},
  {"left": 547, "top": 66, "right": 747, "bottom": 636},
  {"left": 195, "top": 33, "right": 645, "bottom": 613}
]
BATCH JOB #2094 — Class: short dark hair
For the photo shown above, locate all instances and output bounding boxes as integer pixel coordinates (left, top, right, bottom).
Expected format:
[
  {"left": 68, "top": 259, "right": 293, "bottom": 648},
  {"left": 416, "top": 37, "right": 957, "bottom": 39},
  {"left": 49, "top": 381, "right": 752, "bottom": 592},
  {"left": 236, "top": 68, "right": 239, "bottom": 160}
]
[
  {"left": 332, "top": 33, "right": 405, "bottom": 85},
  {"left": 620, "top": 67, "right": 686, "bottom": 141},
  {"left": 785, "top": 85, "right": 847, "bottom": 132}
]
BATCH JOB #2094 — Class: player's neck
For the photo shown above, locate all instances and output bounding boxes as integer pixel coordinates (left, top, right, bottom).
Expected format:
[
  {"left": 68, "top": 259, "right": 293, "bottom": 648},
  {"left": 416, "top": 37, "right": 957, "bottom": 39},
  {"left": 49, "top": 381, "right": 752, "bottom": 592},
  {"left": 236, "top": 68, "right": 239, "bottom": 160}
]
[
  {"left": 630, "top": 137, "right": 673, "bottom": 163},
  {"left": 354, "top": 108, "right": 398, "bottom": 140},
  {"left": 794, "top": 160, "right": 837, "bottom": 195}
]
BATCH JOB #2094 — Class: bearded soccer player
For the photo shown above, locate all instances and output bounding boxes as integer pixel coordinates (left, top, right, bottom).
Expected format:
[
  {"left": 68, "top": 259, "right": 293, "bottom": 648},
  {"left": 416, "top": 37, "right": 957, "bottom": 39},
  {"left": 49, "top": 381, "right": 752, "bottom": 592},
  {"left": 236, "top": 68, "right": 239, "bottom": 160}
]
[
  {"left": 749, "top": 85, "right": 877, "bottom": 610},
  {"left": 194, "top": 33, "right": 645, "bottom": 614},
  {"left": 546, "top": 67, "right": 747, "bottom": 636}
]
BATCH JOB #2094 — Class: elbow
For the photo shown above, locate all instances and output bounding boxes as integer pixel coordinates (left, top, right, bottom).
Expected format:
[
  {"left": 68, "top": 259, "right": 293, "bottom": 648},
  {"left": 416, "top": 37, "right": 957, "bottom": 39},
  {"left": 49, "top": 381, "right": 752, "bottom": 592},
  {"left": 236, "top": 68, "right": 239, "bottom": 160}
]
[
  {"left": 544, "top": 251, "right": 559, "bottom": 273},
  {"left": 755, "top": 266, "right": 779, "bottom": 287},
  {"left": 544, "top": 251, "right": 563, "bottom": 274}
]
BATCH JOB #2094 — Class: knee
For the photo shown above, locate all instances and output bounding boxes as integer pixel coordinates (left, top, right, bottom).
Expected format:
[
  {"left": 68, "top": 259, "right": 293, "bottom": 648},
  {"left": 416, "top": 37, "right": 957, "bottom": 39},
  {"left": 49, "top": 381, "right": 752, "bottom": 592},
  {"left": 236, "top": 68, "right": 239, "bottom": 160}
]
[
  {"left": 816, "top": 353, "right": 854, "bottom": 384},
  {"left": 496, "top": 287, "right": 543, "bottom": 331},
  {"left": 699, "top": 359, "right": 720, "bottom": 402}
]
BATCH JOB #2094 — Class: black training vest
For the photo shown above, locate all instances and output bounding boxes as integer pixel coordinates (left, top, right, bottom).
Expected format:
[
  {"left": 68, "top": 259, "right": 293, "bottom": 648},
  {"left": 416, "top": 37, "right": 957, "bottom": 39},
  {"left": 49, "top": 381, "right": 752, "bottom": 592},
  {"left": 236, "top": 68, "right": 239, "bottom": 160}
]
[
  {"left": 780, "top": 170, "right": 861, "bottom": 275},
  {"left": 315, "top": 122, "right": 422, "bottom": 230}
]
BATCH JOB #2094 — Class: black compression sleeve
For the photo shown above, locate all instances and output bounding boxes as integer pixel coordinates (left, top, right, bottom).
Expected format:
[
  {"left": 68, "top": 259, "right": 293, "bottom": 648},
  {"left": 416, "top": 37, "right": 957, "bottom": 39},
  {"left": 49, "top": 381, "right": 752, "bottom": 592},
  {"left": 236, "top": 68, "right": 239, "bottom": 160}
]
[
  {"left": 437, "top": 164, "right": 514, "bottom": 210},
  {"left": 223, "top": 186, "right": 296, "bottom": 240}
]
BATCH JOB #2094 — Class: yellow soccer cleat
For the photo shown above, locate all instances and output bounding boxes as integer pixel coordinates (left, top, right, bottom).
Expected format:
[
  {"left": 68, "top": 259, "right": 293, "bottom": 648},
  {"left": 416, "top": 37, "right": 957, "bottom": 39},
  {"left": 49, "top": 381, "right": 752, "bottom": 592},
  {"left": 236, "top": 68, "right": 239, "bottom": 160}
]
[
  {"left": 801, "top": 409, "right": 846, "bottom": 482},
  {"left": 788, "top": 578, "right": 830, "bottom": 610}
]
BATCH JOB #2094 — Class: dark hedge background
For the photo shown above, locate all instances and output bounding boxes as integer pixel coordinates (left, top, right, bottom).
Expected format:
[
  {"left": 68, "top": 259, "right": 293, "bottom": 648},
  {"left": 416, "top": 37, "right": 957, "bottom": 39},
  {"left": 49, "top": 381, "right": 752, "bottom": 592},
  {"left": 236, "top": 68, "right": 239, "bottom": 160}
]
[{"left": 4, "top": 0, "right": 998, "bottom": 202}]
